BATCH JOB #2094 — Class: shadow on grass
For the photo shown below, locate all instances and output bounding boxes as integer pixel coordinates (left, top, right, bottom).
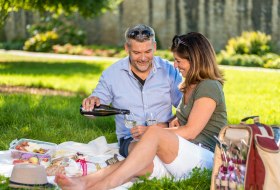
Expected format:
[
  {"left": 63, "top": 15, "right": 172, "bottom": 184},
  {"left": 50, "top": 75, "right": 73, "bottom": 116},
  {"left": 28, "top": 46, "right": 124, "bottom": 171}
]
[{"left": 0, "top": 60, "right": 105, "bottom": 76}]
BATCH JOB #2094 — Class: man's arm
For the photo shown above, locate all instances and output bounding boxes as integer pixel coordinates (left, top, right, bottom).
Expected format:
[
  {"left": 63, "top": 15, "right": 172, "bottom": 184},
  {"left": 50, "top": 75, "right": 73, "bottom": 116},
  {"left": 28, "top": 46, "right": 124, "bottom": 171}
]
[
  {"left": 169, "top": 63, "right": 183, "bottom": 107},
  {"left": 82, "top": 72, "right": 113, "bottom": 111}
]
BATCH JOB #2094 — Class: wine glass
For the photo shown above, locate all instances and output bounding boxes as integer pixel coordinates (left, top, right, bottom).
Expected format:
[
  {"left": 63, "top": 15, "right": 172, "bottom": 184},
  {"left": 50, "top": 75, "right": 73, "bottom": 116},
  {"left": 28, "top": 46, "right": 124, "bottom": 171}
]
[
  {"left": 145, "top": 112, "right": 157, "bottom": 126},
  {"left": 124, "top": 113, "right": 137, "bottom": 129}
]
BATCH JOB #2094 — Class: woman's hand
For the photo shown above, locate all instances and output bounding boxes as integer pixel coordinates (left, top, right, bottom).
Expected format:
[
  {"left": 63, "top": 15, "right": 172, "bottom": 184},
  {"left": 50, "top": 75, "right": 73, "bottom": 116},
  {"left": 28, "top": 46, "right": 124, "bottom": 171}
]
[
  {"left": 169, "top": 118, "right": 180, "bottom": 128},
  {"left": 130, "top": 125, "right": 148, "bottom": 139}
]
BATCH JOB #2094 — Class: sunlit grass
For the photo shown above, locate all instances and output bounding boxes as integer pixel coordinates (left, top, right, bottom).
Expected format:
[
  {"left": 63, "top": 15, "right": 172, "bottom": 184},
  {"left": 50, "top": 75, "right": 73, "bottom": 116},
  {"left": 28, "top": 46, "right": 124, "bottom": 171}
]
[
  {"left": 223, "top": 68, "right": 280, "bottom": 124},
  {"left": 0, "top": 54, "right": 113, "bottom": 94}
]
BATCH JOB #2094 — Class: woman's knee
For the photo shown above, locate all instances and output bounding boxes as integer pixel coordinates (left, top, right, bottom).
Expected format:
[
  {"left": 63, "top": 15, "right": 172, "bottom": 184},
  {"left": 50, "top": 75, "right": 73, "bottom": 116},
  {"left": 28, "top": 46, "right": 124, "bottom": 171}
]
[
  {"left": 135, "top": 162, "right": 154, "bottom": 177},
  {"left": 145, "top": 125, "right": 162, "bottom": 135}
]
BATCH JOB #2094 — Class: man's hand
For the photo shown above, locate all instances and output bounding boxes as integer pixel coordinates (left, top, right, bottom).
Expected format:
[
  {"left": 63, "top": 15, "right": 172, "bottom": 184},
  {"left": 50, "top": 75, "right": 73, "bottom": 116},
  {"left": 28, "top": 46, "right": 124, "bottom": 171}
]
[
  {"left": 130, "top": 125, "right": 148, "bottom": 139},
  {"left": 82, "top": 96, "right": 100, "bottom": 111}
]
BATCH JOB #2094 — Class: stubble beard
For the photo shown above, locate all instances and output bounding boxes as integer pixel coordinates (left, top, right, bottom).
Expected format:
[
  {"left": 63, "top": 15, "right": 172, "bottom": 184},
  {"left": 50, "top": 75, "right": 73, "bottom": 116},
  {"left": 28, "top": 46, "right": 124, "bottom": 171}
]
[{"left": 131, "top": 60, "right": 152, "bottom": 73}]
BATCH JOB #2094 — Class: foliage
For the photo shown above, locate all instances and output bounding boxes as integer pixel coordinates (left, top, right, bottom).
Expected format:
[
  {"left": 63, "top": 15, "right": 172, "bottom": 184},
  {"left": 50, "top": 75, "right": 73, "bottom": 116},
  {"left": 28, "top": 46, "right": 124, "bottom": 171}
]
[
  {"left": 264, "top": 58, "right": 280, "bottom": 69},
  {"left": 27, "top": 15, "right": 86, "bottom": 45},
  {"left": 53, "top": 44, "right": 120, "bottom": 57},
  {"left": 219, "top": 54, "right": 263, "bottom": 67},
  {"left": 0, "top": 0, "right": 11, "bottom": 28},
  {"left": 260, "top": 53, "right": 280, "bottom": 69},
  {"left": 130, "top": 168, "right": 211, "bottom": 190},
  {"left": 223, "top": 31, "right": 272, "bottom": 56},
  {"left": 23, "top": 15, "right": 86, "bottom": 52},
  {"left": 0, "top": 40, "right": 24, "bottom": 50},
  {"left": 218, "top": 31, "right": 280, "bottom": 68},
  {"left": 51, "top": 42, "right": 278, "bottom": 69},
  {"left": 23, "top": 31, "right": 59, "bottom": 52},
  {"left": 0, "top": 0, "right": 123, "bottom": 28}
]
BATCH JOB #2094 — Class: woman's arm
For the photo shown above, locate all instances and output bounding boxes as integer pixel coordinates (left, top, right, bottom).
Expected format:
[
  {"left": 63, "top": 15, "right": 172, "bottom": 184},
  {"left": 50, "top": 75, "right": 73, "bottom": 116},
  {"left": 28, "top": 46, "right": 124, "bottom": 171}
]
[{"left": 167, "top": 97, "right": 216, "bottom": 140}]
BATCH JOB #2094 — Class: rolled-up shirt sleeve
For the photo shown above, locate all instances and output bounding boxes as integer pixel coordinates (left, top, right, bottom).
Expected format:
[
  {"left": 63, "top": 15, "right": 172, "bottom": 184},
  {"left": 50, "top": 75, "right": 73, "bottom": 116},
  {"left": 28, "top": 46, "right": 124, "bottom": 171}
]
[{"left": 91, "top": 72, "right": 113, "bottom": 105}]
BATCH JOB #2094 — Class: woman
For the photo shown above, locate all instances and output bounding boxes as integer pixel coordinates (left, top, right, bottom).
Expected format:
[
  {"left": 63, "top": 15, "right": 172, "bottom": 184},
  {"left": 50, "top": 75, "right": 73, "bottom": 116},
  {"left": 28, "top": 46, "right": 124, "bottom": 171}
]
[{"left": 55, "top": 32, "right": 227, "bottom": 190}]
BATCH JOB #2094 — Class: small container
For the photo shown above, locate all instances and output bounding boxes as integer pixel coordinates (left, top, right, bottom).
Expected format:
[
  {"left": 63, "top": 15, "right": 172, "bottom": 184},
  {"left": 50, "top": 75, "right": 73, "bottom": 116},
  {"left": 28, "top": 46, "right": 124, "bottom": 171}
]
[{"left": 9, "top": 138, "right": 57, "bottom": 167}]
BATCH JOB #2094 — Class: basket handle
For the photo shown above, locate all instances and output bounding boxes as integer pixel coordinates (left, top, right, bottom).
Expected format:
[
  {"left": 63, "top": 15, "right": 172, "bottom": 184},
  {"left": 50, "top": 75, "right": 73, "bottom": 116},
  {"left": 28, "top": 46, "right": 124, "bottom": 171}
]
[{"left": 240, "top": 116, "right": 259, "bottom": 124}]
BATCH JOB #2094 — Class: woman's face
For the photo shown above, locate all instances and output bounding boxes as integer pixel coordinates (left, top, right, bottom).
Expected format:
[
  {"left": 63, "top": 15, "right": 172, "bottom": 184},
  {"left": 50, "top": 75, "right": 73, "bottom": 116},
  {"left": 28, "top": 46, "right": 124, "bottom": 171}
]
[{"left": 173, "top": 52, "right": 190, "bottom": 77}]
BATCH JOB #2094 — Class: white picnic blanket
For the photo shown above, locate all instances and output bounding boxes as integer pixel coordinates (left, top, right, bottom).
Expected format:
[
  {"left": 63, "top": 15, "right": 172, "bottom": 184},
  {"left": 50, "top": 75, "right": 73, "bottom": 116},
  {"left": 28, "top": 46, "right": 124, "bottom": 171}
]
[{"left": 0, "top": 136, "right": 133, "bottom": 190}]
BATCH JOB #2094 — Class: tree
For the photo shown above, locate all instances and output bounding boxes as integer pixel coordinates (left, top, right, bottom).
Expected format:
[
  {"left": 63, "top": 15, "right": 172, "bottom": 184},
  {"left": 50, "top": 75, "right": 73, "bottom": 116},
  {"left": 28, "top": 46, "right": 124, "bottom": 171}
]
[{"left": 0, "top": 0, "right": 123, "bottom": 28}]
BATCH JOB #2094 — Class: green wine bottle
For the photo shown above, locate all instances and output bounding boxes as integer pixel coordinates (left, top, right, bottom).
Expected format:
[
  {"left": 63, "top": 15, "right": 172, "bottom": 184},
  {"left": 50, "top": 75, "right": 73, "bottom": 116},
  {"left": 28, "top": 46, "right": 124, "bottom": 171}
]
[{"left": 80, "top": 104, "right": 130, "bottom": 117}]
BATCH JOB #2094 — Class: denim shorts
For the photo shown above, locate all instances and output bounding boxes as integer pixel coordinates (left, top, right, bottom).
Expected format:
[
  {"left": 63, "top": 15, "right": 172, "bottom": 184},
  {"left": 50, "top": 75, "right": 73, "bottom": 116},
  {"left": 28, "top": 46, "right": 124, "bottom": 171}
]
[{"left": 119, "top": 137, "right": 133, "bottom": 158}]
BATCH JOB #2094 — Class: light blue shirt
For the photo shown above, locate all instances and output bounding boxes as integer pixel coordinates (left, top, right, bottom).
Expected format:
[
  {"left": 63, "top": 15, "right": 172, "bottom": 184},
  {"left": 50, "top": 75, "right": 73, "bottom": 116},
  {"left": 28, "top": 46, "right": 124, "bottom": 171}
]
[{"left": 91, "top": 56, "right": 182, "bottom": 141}]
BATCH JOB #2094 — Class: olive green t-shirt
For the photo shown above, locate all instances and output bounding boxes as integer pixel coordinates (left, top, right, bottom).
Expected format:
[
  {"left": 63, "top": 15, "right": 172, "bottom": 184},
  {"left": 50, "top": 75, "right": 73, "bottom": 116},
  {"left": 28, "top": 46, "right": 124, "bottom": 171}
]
[{"left": 176, "top": 79, "right": 227, "bottom": 152}]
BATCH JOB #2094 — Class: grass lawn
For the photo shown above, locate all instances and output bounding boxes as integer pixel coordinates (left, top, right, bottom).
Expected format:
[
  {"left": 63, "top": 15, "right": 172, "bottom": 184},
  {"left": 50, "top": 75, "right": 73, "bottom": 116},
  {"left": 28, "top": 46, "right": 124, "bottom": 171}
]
[
  {"left": 0, "top": 54, "right": 113, "bottom": 95},
  {"left": 0, "top": 53, "right": 279, "bottom": 189},
  {"left": 223, "top": 69, "right": 280, "bottom": 124}
]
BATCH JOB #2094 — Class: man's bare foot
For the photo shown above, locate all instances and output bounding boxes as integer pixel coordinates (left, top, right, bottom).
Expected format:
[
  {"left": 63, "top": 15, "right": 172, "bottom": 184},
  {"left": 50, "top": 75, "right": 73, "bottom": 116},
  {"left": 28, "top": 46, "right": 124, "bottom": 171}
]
[{"left": 55, "top": 174, "right": 85, "bottom": 190}]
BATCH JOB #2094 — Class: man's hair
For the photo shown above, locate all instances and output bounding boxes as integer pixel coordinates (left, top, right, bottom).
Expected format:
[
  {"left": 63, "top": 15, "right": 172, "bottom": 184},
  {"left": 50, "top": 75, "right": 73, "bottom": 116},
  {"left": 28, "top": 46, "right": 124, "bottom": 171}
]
[
  {"left": 171, "top": 32, "right": 224, "bottom": 92},
  {"left": 125, "top": 24, "right": 156, "bottom": 45}
]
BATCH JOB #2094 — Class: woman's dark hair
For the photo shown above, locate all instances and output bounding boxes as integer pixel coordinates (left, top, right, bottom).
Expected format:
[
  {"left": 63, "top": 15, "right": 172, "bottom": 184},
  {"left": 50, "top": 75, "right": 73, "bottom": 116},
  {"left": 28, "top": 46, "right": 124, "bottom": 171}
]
[{"left": 171, "top": 32, "right": 224, "bottom": 92}]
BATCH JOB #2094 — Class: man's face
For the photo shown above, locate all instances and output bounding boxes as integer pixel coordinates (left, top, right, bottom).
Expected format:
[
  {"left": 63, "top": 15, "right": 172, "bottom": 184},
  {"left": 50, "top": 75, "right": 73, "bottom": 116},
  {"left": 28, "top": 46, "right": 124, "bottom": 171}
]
[{"left": 125, "top": 39, "right": 156, "bottom": 73}]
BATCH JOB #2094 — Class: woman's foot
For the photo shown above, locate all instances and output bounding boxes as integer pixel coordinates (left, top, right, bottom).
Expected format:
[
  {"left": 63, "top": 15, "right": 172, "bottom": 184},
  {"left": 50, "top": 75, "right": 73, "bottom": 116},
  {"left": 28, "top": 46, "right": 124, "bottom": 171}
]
[{"left": 55, "top": 174, "right": 85, "bottom": 190}]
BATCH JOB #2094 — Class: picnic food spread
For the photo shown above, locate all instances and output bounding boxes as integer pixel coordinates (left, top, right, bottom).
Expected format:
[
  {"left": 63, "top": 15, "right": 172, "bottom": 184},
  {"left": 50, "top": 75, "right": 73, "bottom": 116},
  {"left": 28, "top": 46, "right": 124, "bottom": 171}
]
[
  {"left": 10, "top": 139, "right": 55, "bottom": 167},
  {"left": 15, "top": 141, "right": 48, "bottom": 154},
  {"left": 9, "top": 138, "right": 121, "bottom": 177}
]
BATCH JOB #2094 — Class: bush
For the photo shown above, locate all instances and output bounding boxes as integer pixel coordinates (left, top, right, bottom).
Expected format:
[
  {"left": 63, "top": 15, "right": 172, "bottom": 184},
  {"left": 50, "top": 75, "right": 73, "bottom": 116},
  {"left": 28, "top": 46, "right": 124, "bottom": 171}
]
[
  {"left": 53, "top": 44, "right": 124, "bottom": 56},
  {"left": 220, "top": 54, "right": 263, "bottom": 67},
  {"left": 23, "top": 31, "right": 59, "bottom": 52},
  {"left": 224, "top": 31, "right": 272, "bottom": 56},
  {"left": 261, "top": 53, "right": 279, "bottom": 64},
  {"left": 264, "top": 58, "right": 280, "bottom": 69},
  {"left": 218, "top": 31, "right": 280, "bottom": 69},
  {"left": 0, "top": 40, "right": 25, "bottom": 50},
  {"left": 24, "top": 15, "right": 85, "bottom": 52}
]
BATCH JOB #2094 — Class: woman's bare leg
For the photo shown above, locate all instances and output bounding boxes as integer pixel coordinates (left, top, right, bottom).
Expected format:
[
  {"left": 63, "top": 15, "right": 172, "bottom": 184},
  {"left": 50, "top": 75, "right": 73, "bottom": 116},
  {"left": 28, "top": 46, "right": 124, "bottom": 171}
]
[
  {"left": 56, "top": 126, "right": 179, "bottom": 190},
  {"left": 92, "top": 126, "right": 179, "bottom": 189}
]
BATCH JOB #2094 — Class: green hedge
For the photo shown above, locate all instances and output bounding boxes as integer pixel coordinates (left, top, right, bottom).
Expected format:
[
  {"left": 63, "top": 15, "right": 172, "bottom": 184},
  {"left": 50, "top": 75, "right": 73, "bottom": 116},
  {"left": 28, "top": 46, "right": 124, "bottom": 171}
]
[
  {"left": 218, "top": 31, "right": 280, "bottom": 69},
  {"left": 219, "top": 54, "right": 263, "bottom": 67},
  {"left": 224, "top": 31, "right": 272, "bottom": 56}
]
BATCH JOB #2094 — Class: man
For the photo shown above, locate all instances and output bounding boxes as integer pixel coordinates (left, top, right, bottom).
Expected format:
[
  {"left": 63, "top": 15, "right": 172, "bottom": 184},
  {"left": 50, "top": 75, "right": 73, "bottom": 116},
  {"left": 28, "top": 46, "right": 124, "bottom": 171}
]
[{"left": 82, "top": 24, "right": 182, "bottom": 157}]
